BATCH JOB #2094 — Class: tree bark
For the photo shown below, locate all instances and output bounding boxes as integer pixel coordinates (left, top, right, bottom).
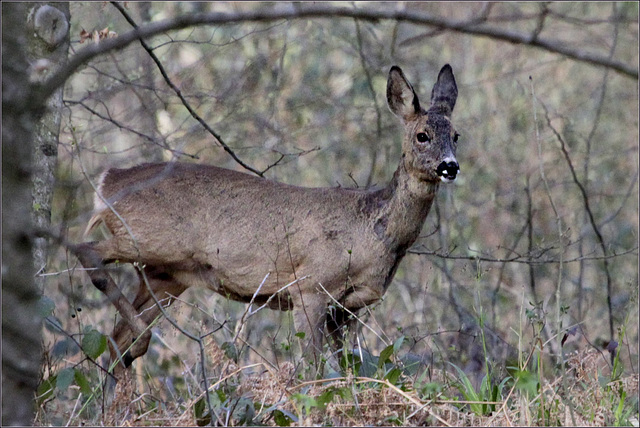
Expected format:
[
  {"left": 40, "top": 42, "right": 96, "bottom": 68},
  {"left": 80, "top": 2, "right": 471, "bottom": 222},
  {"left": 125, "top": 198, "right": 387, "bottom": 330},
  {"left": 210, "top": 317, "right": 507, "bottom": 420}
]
[
  {"left": 2, "top": 2, "right": 69, "bottom": 425},
  {"left": 28, "top": 2, "right": 70, "bottom": 290}
]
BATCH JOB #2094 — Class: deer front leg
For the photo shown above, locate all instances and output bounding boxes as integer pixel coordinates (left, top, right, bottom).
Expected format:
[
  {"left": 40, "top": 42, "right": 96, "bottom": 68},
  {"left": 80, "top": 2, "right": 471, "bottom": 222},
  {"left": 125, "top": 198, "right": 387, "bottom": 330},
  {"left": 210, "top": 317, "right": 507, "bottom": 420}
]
[
  {"left": 71, "top": 242, "right": 151, "bottom": 376},
  {"left": 328, "top": 284, "right": 384, "bottom": 362},
  {"left": 291, "top": 290, "right": 328, "bottom": 372},
  {"left": 326, "top": 305, "right": 352, "bottom": 362}
]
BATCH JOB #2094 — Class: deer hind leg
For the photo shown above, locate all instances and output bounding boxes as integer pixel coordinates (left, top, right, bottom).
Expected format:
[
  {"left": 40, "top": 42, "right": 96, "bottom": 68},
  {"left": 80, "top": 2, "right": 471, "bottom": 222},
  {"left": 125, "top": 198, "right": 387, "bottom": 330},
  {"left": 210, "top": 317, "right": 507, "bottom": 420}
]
[
  {"left": 72, "top": 242, "right": 151, "bottom": 375},
  {"left": 109, "top": 266, "right": 188, "bottom": 377}
]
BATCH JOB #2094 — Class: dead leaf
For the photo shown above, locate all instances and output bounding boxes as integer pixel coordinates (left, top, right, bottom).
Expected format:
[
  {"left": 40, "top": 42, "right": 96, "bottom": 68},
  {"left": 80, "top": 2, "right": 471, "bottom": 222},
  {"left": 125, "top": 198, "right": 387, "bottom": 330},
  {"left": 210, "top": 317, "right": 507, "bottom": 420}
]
[{"left": 79, "top": 28, "right": 91, "bottom": 44}]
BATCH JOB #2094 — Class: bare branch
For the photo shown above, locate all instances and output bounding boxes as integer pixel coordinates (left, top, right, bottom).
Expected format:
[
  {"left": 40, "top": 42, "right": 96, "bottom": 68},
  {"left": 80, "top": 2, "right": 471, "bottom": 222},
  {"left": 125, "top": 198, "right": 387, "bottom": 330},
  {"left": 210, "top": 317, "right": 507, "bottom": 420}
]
[
  {"left": 33, "top": 5, "right": 638, "bottom": 105},
  {"left": 354, "top": 19, "right": 384, "bottom": 187},
  {"left": 111, "top": 2, "right": 263, "bottom": 176},
  {"left": 542, "top": 104, "right": 616, "bottom": 341},
  {"left": 65, "top": 99, "right": 198, "bottom": 159},
  {"left": 409, "top": 246, "right": 638, "bottom": 265}
]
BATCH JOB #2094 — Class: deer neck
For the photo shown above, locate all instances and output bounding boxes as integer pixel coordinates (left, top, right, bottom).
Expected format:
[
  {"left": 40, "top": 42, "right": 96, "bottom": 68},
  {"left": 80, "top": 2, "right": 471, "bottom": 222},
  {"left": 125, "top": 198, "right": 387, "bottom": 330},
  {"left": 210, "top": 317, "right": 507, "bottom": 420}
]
[{"left": 371, "top": 159, "right": 439, "bottom": 255}]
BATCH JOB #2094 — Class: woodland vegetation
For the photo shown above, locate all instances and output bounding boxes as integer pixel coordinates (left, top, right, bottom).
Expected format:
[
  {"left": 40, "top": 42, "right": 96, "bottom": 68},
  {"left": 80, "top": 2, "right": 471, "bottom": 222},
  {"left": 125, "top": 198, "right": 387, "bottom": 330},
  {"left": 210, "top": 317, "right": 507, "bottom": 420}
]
[{"left": 3, "top": 2, "right": 638, "bottom": 426}]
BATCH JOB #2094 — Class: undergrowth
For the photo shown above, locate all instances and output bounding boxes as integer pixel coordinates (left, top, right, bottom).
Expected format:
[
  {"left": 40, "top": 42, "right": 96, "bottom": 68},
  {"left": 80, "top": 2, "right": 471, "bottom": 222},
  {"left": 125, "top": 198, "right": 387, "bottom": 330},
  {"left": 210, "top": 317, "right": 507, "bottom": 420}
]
[{"left": 35, "top": 312, "right": 638, "bottom": 427}]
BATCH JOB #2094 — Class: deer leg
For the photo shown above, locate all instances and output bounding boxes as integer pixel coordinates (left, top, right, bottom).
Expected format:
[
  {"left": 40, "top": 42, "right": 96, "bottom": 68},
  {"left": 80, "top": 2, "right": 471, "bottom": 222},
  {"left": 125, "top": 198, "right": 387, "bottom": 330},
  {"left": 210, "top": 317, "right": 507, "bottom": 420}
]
[
  {"left": 291, "top": 290, "right": 329, "bottom": 372},
  {"left": 110, "top": 267, "right": 188, "bottom": 377},
  {"left": 71, "top": 242, "right": 151, "bottom": 375},
  {"left": 326, "top": 306, "right": 352, "bottom": 363},
  {"left": 328, "top": 286, "right": 383, "bottom": 366}
]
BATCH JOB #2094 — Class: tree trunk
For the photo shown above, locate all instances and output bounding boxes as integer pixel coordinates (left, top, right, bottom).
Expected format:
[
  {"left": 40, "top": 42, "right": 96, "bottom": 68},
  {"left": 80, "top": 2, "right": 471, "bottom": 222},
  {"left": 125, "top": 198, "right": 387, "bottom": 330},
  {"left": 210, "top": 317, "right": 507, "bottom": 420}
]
[
  {"left": 2, "top": 2, "right": 69, "bottom": 425},
  {"left": 28, "top": 2, "right": 70, "bottom": 289}
]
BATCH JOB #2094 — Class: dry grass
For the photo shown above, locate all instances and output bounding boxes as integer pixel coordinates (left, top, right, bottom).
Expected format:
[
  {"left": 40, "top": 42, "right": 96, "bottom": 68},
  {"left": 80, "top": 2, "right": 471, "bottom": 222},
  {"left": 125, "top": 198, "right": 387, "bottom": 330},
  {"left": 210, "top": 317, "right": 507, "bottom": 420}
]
[{"left": 35, "top": 338, "right": 638, "bottom": 426}]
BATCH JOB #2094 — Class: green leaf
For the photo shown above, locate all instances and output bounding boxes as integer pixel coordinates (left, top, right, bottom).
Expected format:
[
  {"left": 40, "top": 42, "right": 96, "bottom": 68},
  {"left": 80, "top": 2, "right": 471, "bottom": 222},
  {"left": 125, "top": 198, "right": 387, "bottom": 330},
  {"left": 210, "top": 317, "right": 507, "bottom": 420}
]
[
  {"left": 378, "top": 344, "right": 395, "bottom": 369},
  {"left": 44, "top": 315, "right": 64, "bottom": 333},
  {"left": 56, "top": 367, "right": 75, "bottom": 391},
  {"left": 449, "top": 363, "right": 483, "bottom": 415},
  {"left": 273, "top": 409, "right": 295, "bottom": 426},
  {"left": 37, "top": 376, "right": 57, "bottom": 405},
  {"left": 215, "top": 388, "right": 226, "bottom": 403},
  {"left": 419, "top": 382, "right": 442, "bottom": 398},
  {"left": 384, "top": 367, "right": 403, "bottom": 385},
  {"left": 393, "top": 335, "right": 406, "bottom": 353},
  {"left": 234, "top": 397, "right": 255, "bottom": 425},
  {"left": 614, "top": 390, "right": 626, "bottom": 426},
  {"left": 81, "top": 329, "right": 107, "bottom": 360},
  {"left": 194, "top": 395, "right": 205, "bottom": 418},
  {"left": 315, "top": 387, "right": 337, "bottom": 410},
  {"left": 37, "top": 296, "right": 56, "bottom": 317},
  {"left": 335, "top": 385, "right": 353, "bottom": 402},
  {"left": 339, "top": 351, "right": 362, "bottom": 375},
  {"left": 514, "top": 369, "right": 539, "bottom": 398},
  {"left": 480, "top": 374, "right": 491, "bottom": 398},
  {"left": 52, "top": 337, "right": 81, "bottom": 358},
  {"left": 292, "top": 393, "right": 317, "bottom": 413},
  {"left": 194, "top": 395, "right": 211, "bottom": 426},
  {"left": 221, "top": 341, "right": 238, "bottom": 363},
  {"left": 74, "top": 369, "right": 92, "bottom": 395}
]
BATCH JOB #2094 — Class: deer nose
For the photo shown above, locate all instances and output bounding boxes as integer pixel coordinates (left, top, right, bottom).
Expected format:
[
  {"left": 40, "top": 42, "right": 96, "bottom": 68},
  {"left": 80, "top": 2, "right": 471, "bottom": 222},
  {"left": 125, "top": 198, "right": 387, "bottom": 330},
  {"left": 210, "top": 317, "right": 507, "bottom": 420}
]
[{"left": 436, "top": 159, "right": 459, "bottom": 182}]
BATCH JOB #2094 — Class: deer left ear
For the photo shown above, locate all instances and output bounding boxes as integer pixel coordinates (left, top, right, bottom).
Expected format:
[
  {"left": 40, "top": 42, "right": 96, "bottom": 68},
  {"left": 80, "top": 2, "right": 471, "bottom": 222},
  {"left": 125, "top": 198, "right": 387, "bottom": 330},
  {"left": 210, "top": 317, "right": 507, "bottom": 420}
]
[
  {"left": 429, "top": 64, "right": 457, "bottom": 117},
  {"left": 387, "top": 66, "right": 422, "bottom": 122}
]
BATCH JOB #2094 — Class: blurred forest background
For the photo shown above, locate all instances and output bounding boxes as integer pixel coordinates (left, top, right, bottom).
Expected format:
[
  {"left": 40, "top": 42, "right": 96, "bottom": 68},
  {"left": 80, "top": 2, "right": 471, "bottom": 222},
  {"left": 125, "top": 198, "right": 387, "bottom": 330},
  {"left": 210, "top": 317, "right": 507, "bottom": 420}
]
[{"left": 22, "top": 1, "right": 638, "bottom": 425}]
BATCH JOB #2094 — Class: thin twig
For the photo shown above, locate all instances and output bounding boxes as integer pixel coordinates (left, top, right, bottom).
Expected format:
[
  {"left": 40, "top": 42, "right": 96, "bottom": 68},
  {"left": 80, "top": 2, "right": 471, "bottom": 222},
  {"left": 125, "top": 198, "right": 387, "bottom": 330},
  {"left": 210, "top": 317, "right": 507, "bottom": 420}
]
[
  {"left": 111, "top": 1, "right": 263, "bottom": 176},
  {"left": 542, "top": 104, "right": 615, "bottom": 343},
  {"left": 66, "top": 99, "right": 197, "bottom": 159}
]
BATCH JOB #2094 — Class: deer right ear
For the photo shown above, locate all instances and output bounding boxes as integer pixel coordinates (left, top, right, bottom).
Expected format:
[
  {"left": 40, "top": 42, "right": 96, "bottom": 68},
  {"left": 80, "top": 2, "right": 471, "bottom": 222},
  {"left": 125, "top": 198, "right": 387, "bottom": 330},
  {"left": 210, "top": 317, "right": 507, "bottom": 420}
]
[
  {"left": 429, "top": 64, "right": 457, "bottom": 116},
  {"left": 387, "top": 66, "right": 421, "bottom": 122}
]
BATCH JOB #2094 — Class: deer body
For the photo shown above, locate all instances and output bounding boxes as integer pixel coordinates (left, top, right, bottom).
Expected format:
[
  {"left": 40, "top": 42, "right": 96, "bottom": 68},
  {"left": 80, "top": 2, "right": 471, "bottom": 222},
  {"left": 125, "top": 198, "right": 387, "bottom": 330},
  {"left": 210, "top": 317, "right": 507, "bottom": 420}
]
[{"left": 75, "top": 64, "right": 459, "bottom": 376}]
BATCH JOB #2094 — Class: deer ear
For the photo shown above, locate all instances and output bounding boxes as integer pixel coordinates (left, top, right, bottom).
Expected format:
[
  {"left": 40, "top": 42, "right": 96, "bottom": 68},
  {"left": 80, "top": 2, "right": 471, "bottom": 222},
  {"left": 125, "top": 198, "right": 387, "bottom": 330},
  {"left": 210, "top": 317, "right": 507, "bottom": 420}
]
[
  {"left": 387, "top": 66, "right": 421, "bottom": 122},
  {"left": 429, "top": 64, "right": 458, "bottom": 116}
]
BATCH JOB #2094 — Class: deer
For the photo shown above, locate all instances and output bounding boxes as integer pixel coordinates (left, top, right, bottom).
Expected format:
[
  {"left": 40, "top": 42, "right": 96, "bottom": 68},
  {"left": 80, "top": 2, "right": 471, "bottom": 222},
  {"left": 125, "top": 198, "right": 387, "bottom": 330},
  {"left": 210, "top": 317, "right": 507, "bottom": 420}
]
[{"left": 72, "top": 64, "right": 459, "bottom": 379}]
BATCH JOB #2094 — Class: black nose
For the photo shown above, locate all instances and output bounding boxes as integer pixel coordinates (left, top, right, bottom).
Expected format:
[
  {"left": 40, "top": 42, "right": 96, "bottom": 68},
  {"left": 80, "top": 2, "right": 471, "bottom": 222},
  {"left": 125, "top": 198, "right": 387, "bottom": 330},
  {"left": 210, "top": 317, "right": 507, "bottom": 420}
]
[{"left": 437, "top": 161, "right": 459, "bottom": 181}]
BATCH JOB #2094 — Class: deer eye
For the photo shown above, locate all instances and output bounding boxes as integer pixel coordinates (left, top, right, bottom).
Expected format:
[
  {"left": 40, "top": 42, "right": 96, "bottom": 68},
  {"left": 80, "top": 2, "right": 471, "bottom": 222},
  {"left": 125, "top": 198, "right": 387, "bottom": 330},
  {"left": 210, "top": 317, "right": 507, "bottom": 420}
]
[
  {"left": 417, "top": 132, "right": 429, "bottom": 143},
  {"left": 453, "top": 132, "right": 460, "bottom": 143}
]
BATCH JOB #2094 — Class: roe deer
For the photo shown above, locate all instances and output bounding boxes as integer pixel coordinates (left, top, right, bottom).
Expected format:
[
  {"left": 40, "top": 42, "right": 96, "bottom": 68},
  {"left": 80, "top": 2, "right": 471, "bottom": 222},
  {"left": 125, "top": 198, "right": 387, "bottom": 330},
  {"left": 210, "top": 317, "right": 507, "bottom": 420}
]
[{"left": 73, "top": 64, "right": 459, "bottom": 378}]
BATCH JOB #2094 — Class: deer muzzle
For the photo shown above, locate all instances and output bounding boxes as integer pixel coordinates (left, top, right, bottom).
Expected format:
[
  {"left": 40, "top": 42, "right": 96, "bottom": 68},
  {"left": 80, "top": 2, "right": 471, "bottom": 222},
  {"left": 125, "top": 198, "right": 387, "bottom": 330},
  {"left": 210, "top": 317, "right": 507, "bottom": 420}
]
[{"left": 437, "top": 159, "right": 459, "bottom": 182}]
